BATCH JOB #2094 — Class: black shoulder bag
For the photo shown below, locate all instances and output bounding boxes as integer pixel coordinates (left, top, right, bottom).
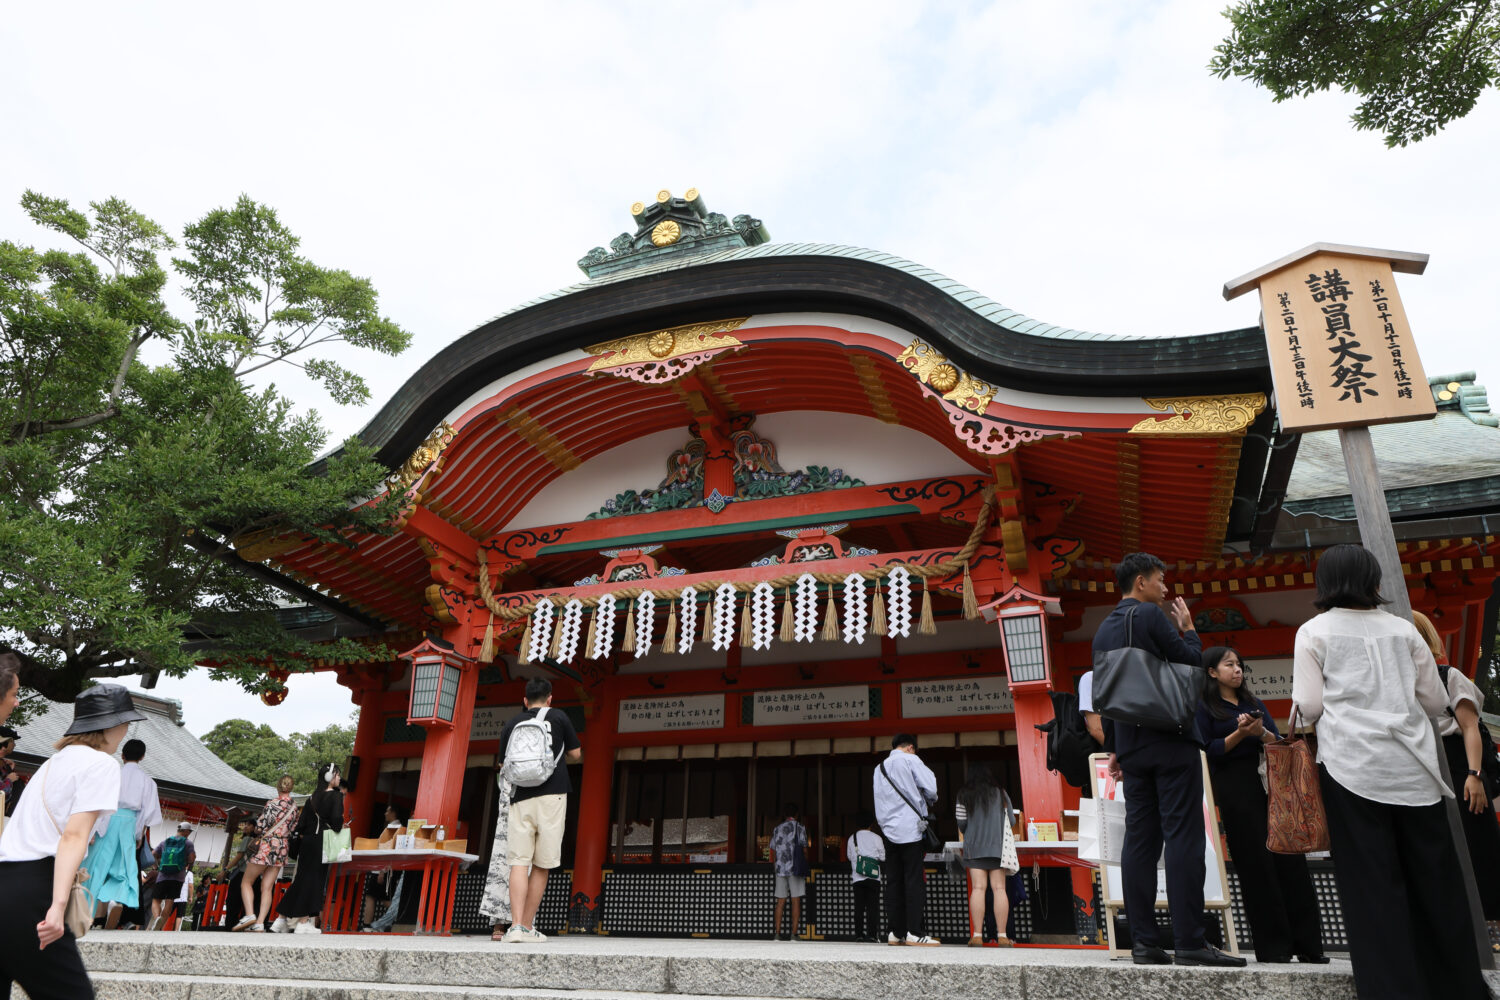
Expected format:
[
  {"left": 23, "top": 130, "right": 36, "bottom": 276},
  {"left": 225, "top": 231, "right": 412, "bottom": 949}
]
[
  {"left": 880, "top": 761, "right": 942, "bottom": 851},
  {"left": 1091, "top": 605, "right": 1200, "bottom": 736}
]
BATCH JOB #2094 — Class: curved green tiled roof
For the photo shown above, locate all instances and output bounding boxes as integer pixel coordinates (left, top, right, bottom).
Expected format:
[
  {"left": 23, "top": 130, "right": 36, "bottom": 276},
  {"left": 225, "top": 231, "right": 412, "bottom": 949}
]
[{"left": 482, "top": 241, "right": 1140, "bottom": 344}]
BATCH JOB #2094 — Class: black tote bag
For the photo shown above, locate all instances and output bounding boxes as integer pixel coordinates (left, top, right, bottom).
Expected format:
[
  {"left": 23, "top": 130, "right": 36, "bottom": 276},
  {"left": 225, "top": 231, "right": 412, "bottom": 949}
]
[{"left": 1091, "top": 606, "right": 1199, "bottom": 736}]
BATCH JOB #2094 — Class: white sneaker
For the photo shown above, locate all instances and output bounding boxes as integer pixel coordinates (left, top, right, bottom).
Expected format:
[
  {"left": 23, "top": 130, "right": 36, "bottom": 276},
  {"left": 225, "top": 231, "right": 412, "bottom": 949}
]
[
  {"left": 232, "top": 916, "right": 257, "bottom": 932},
  {"left": 519, "top": 925, "right": 547, "bottom": 942},
  {"left": 906, "top": 933, "right": 941, "bottom": 946},
  {"left": 293, "top": 922, "right": 321, "bottom": 934},
  {"left": 501, "top": 925, "right": 525, "bottom": 943},
  {"left": 269, "top": 916, "right": 288, "bottom": 934},
  {"left": 887, "top": 932, "right": 904, "bottom": 946}
]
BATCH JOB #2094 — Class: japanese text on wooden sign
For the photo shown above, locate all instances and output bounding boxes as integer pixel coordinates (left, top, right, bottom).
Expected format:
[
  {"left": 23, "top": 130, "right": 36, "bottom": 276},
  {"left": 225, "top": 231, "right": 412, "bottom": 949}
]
[
  {"left": 750, "top": 685, "right": 869, "bottom": 725},
  {"left": 901, "top": 676, "right": 1015, "bottom": 717},
  {"left": 1256, "top": 252, "right": 1435, "bottom": 432},
  {"left": 618, "top": 694, "right": 726, "bottom": 733}
]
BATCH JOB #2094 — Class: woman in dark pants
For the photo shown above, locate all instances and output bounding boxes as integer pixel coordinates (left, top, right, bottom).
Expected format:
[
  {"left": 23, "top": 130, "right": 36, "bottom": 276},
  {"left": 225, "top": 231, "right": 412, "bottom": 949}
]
[
  {"left": 1412, "top": 611, "right": 1500, "bottom": 925},
  {"left": 1294, "top": 544, "right": 1487, "bottom": 1000},
  {"left": 1195, "top": 646, "right": 1325, "bottom": 963},
  {"left": 271, "top": 763, "right": 344, "bottom": 934},
  {"left": 0, "top": 684, "right": 145, "bottom": 999}
]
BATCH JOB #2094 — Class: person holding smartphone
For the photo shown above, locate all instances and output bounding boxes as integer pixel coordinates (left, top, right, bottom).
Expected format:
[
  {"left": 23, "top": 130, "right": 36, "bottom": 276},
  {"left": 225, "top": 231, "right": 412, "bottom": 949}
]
[{"left": 1196, "top": 646, "right": 1325, "bottom": 964}]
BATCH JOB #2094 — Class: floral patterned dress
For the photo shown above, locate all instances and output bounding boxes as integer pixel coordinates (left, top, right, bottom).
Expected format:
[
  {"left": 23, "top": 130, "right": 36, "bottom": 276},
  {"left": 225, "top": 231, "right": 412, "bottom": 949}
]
[{"left": 248, "top": 794, "right": 299, "bottom": 867}]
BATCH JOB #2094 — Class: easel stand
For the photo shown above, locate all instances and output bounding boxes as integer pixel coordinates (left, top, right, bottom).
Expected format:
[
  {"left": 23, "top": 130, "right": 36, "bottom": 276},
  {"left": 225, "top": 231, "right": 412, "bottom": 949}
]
[{"left": 1089, "top": 752, "right": 1240, "bottom": 959}]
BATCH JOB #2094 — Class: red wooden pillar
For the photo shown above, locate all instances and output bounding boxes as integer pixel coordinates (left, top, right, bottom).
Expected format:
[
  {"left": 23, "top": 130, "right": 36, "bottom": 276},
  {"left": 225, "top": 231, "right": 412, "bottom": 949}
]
[
  {"left": 1010, "top": 690, "right": 1066, "bottom": 830},
  {"left": 410, "top": 632, "right": 480, "bottom": 828},
  {"left": 346, "top": 682, "right": 386, "bottom": 837},
  {"left": 568, "top": 678, "right": 618, "bottom": 934}
]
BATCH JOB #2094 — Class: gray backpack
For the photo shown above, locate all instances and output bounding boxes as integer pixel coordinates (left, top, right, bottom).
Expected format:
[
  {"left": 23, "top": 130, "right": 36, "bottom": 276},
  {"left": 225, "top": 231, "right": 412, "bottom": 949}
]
[{"left": 502, "top": 707, "right": 564, "bottom": 788}]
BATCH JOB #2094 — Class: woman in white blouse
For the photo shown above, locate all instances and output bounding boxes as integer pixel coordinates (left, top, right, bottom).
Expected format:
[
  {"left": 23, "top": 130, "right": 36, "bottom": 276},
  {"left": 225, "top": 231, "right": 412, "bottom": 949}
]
[
  {"left": 0, "top": 684, "right": 144, "bottom": 999},
  {"left": 1293, "top": 545, "right": 1486, "bottom": 1000}
]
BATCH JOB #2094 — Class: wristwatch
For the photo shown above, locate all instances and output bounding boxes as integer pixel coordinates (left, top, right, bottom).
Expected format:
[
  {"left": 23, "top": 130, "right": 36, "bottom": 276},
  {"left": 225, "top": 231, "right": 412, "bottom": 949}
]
[{"left": 1467, "top": 769, "right": 1482, "bottom": 778}]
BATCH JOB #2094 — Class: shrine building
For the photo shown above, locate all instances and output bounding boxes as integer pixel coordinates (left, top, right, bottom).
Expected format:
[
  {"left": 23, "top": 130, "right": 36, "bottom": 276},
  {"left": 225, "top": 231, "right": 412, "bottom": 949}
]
[{"left": 233, "top": 191, "right": 1500, "bottom": 939}]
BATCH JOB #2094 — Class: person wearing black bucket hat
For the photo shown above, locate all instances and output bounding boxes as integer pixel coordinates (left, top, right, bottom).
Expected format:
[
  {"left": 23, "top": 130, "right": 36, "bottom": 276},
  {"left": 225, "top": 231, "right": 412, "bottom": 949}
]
[{"left": 0, "top": 684, "right": 144, "bottom": 999}]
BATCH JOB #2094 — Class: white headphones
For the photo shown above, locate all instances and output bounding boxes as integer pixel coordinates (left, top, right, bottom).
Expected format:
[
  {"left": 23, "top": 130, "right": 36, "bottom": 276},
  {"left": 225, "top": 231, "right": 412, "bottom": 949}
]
[{"left": 323, "top": 763, "right": 338, "bottom": 783}]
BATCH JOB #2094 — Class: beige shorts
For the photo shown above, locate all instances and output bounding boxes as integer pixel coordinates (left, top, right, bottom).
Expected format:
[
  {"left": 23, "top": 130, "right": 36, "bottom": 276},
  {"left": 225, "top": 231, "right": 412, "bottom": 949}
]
[{"left": 507, "top": 793, "right": 567, "bottom": 869}]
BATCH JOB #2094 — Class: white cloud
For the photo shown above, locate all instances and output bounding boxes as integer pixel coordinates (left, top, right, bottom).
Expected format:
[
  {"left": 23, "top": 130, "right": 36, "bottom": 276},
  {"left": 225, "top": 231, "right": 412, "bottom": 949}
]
[{"left": 5, "top": 0, "right": 1496, "bottom": 730}]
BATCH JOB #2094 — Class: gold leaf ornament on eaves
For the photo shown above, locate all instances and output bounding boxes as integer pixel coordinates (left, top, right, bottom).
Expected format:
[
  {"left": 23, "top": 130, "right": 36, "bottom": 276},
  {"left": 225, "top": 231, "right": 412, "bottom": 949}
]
[
  {"left": 895, "top": 340, "right": 996, "bottom": 413},
  {"left": 1128, "top": 394, "right": 1268, "bottom": 435}
]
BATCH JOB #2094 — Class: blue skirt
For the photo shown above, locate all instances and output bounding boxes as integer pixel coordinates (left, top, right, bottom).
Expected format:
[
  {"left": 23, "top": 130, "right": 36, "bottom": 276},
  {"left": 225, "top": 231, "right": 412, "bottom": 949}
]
[{"left": 82, "top": 808, "right": 139, "bottom": 907}]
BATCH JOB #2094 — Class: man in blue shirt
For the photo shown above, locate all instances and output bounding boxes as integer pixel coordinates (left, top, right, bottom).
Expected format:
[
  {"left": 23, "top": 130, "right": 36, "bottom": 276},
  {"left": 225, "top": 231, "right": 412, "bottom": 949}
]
[
  {"left": 1093, "top": 552, "right": 1243, "bottom": 968},
  {"left": 873, "top": 734, "right": 940, "bottom": 945}
]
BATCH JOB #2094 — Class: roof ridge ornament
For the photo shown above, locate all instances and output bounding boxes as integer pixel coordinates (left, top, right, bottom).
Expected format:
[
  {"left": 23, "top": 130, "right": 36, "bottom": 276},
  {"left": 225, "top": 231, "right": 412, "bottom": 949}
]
[{"left": 577, "top": 189, "right": 769, "bottom": 278}]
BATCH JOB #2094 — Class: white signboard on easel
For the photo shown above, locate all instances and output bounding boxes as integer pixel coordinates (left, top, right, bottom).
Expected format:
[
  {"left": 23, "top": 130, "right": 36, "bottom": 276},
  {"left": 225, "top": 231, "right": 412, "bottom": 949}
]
[{"left": 1084, "top": 753, "right": 1238, "bottom": 957}]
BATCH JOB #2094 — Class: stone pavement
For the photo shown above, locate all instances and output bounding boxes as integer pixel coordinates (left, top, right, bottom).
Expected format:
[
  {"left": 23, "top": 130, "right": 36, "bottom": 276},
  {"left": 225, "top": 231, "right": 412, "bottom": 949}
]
[{"left": 53, "top": 932, "right": 1500, "bottom": 1000}]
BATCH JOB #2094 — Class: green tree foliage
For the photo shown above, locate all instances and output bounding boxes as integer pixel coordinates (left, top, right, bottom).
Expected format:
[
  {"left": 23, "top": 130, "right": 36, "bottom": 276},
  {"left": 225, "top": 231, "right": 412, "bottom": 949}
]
[
  {"left": 1211, "top": 1, "right": 1500, "bottom": 146},
  {"left": 201, "top": 716, "right": 358, "bottom": 793},
  {"left": 0, "top": 192, "right": 412, "bottom": 703}
]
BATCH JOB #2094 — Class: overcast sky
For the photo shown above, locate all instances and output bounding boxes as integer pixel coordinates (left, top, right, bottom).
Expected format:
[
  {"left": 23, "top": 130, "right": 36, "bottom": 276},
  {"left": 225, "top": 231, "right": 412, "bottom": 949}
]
[{"left": 5, "top": 2, "right": 1496, "bottom": 738}]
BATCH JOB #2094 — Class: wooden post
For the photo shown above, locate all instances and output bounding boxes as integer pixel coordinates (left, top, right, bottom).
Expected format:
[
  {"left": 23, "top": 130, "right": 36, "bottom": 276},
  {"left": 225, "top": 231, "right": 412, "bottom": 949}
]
[{"left": 1339, "top": 425, "right": 1493, "bottom": 970}]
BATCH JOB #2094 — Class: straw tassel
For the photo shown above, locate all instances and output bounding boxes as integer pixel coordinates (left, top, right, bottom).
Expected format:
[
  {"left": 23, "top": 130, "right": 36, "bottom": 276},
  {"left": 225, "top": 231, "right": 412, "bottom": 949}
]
[
  {"left": 740, "top": 599, "right": 753, "bottom": 648},
  {"left": 703, "top": 597, "right": 715, "bottom": 642},
  {"left": 622, "top": 607, "right": 637, "bottom": 654},
  {"left": 961, "top": 561, "right": 979, "bottom": 621},
  {"left": 780, "top": 587, "right": 794, "bottom": 643},
  {"left": 583, "top": 610, "right": 598, "bottom": 659},
  {"left": 821, "top": 586, "right": 839, "bottom": 642},
  {"left": 871, "top": 584, "right": 888, "bottom": 637},
  {"left": 662, "top": 607, "right": 678, "bottom": 654},
  {"left": 478, "top": 613, "right": 496, "bottom": 663},
  {"left": 548, "top": 614, "right": 565, "bottom": 660},
  {"left": 517, "top": 619, "right": 532, "bottom": 665},
  {"left": 918, "top": 576, "right": 937, "bottom": 635}
]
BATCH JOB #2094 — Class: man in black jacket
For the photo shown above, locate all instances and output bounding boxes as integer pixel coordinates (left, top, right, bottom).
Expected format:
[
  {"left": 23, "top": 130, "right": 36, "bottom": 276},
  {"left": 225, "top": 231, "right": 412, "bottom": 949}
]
[{"left": 1093, "top": 552, "right": 1244, "bottom": 968}]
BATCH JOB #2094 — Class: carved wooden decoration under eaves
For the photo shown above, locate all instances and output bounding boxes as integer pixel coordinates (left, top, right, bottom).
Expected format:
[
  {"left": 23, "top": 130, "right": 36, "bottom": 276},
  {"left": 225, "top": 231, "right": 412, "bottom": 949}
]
[
  {"left": 391, "top": 421, "right": 457, "bottom": 491},
  {"left": 1128, "top": 394, "right": 1267, "bottom": 436},
  {"left": 585, "top": 318, "right": 749, "bottom": 384},
  {"left": 896, "top": 339, "right": 997, "bottom": 413}
]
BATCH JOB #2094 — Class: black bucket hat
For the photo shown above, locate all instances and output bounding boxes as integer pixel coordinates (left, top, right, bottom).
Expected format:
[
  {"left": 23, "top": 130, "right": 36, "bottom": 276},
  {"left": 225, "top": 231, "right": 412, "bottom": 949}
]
[{"left": 64, "top": 684, "right": 147, "bottom": 736}]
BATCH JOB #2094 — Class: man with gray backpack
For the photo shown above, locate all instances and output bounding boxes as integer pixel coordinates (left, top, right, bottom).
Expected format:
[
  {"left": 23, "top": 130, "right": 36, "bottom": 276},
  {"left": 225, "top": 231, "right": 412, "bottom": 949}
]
[{"left": 496, "top": 678, "right": 581, "bottom": 943}]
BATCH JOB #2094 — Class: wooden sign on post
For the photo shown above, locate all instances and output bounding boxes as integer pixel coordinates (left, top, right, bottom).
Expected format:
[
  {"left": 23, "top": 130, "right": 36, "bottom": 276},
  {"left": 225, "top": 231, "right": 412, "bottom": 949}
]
[{"left": 1225, "top": 243, "right": 1436, "bottom": 433}]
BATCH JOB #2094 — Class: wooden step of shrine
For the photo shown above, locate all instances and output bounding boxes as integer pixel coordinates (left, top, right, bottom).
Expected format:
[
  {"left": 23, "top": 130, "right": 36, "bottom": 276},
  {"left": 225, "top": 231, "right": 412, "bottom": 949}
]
[{"left": 57, "top": 931, "right": 1498, "bottom": 1000}]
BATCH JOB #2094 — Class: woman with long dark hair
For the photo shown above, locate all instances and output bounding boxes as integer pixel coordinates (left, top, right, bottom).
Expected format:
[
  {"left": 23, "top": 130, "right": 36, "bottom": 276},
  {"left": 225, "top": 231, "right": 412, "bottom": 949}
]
[
  {"left": 954, "top": 765, "right": 1018, "bottom": 946},
  {"left": 271, "top": 763, "right": 343, "bottom": 934},
  {"left": 1294, "top": 544, "right": 1486, "bottom": 999},
  {"left": 1194, "top": 646, "right": 1324, "bottom": 963}
]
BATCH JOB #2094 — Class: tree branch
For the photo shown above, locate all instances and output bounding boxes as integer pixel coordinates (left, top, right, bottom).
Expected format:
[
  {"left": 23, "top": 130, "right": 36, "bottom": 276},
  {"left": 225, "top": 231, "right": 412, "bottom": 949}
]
[{"left": 7, "top": 405, "right": 120, "bottom": 444}]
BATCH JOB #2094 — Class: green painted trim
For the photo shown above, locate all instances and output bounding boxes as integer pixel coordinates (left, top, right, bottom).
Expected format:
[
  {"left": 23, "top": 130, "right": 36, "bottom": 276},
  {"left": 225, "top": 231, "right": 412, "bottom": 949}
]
[{"left": 538, "top": 505, "right": 920, "bottom": 556}]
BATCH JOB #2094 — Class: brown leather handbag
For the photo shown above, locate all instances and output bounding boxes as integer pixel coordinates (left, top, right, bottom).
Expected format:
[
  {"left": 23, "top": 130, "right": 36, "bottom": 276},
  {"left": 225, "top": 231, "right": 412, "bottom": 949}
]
[{"left": 1264, "top": 708, "right": 1331, "bottom": 854}]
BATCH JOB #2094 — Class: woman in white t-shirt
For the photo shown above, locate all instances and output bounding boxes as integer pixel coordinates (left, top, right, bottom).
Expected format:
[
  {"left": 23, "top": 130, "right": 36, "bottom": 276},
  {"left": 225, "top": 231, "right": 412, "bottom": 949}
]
[
  {"left": 0, "top": 684, "right": 144, "bottom": 999},
  {"left": 1292, "top": 546, "right": 1487, "bottom": 1000}
]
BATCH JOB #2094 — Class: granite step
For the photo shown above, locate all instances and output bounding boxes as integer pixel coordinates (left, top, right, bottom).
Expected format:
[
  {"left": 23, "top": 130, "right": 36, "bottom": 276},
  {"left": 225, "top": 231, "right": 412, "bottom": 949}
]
[{"left": 64, "top": 931, "right": 1500, "bottom": 1000}]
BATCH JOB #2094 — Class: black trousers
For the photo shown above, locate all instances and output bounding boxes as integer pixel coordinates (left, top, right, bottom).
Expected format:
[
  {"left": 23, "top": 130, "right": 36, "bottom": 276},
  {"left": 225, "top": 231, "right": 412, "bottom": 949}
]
[
  {"left": 1120, "top": 741, "right": 1206, "bottom": 951},
  {"left": 0, "top": 858, "right": 95, "bottom": 1000},
  {"left": 853, "top": 878, "right": 881, "bottom": 940},
  {"left": 223, "top": 871, "right": 246, "bottom": 929},
  {"left": 1320, "top": 766, "right": 1488, "bottom": 1000},
  {"left": 1442, "top": 733, "right": 1500, "bottom": 918},
  {"left": 1211, "top": 756, "right": 1323, "bottom": 960},
  {"left": 881, "top": 837, "right": 927, "bottom": 939}
]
